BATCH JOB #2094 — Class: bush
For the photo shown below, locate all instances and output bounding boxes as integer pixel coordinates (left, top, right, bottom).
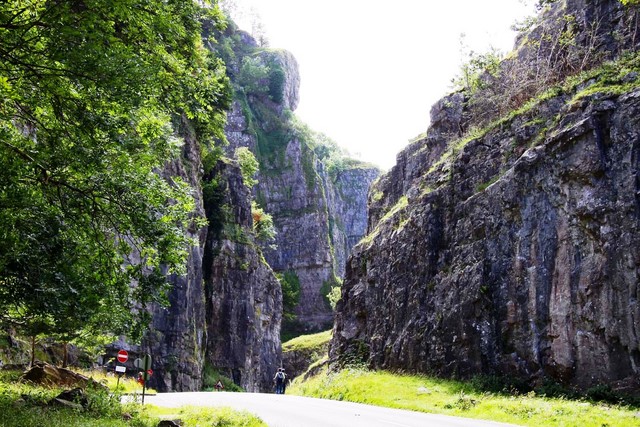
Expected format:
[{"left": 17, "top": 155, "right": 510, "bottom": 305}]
[
  {"left": 238, "top": 56, "right": 269, "bottom": 95},
  {"left": 202, "top": 363, "right": 244, "bottom": 392},
  {"left": 277, "top": 270, "right": 301, "bottom": 320},
  {"left": 251, "top": 202, "right": 276, "bottom": 243},
  {"left": 320, "top": 275, "right": 342, "bottom": 310},
  {"left": 236, "top": 147, "right": 259, "bottom": 188},
  {"left": 268, "top": 67, "right": 285, "bottom": 104}
]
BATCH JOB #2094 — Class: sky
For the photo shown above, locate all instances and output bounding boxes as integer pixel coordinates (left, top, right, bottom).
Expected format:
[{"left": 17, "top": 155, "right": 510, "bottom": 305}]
[{"left": 225, "top": 1, "right": 536, "bottom": 170}]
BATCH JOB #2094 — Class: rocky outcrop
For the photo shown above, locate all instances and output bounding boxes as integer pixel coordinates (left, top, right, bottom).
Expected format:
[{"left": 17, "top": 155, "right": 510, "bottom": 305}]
[
  {"left": 22, "top": 362, "right": 103, "bottom": 389},
  {"left": 327, "top": 167, "right": 382, "bottom": 278},
  {"left": 107, "top": 15, "right": 376, "bottom": 391},
  {"left": 136, "top": 134, "right": 282, "bottom": 393},
  {"left": 282, "top": 331, "right": 332, "bottom": 380},
  {"left": 202, "top": 160, "right": 282, "bottom": 392},
  {"left": 257, "top": 139, "right": 336, "bottom": 328},
  {"left": 331, "top": 0, "right": 640, "bottom": 392},
  {"left": 142, "top": 121, "right": 209, "bottom": 392},
  {"left": 216, "top": 22, "right": 380, "bottom": 331}
]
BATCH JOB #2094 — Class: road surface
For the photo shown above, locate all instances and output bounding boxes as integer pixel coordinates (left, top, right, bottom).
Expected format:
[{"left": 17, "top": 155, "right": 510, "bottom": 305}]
[{"left": 142, "top": 392, "right": 518, "bottom": 427}]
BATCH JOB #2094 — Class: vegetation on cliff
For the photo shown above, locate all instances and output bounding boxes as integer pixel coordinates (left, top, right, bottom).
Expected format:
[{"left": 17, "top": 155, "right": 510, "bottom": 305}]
[{"left": 209, "top": 15, "right": 380, "bottom": 339}]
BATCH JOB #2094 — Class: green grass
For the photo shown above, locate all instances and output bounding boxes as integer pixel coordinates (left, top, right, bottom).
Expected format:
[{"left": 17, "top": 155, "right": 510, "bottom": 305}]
[
  {"left": 76, "top": 369, "right": 156, "bottom": 395},
  {"left": 282, "top": 330, "right": 332, "bottom": 353},
  {"left": 289, "top": 368, "right": 640, "bottom": 427},
  {"left": 146, "top": 405, "right": 266, "bottom": 427},
  {"left": 202, "top": 363, "right": 244, "bottom": 392},
  {"left": 0, "top": 369, "right": 263, "bottom": 427},
  {"left": 0, "top": 370, "right": 152, "bottom": 427}
]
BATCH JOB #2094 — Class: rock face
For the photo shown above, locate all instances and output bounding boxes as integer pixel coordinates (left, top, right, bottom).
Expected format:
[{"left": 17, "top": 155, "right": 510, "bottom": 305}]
[
  {"left": 140, "top": 122, "right": 282, "bottom": 393},
  {"left": 331, "top": 0, "right": 640, "bottom": 391},
  {"left": 202, "top": 160, "right": 282, "bottom": 392},
  {"left": 327, "top": 167, "right": 382, "bottom": 279},
  {"left": 115, "top": 18, "right": 377, "bottom": 391},
  {"left": 142, "top": 122, "right": 209, "bottom": 392},
  {"left": 216, "top": 22, "right": 380, "bottom": 331}
]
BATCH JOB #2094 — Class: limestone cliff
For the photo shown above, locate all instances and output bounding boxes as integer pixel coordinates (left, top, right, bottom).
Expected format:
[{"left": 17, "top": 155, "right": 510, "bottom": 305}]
[
  {"left": 212, "top": 21, "right": 380, "bottom": 332},
  {"left": 114, "top": 16, "right": 378, "bottom": 391},
  {"left": 331, "top": 0, "right": 640, "bottom": 392},
  {"left": 202, "top": 160, "right": 282, "bottom": 392},
  {"left": 136, "top": 124, "right": 282, "bottom": 393},
  {"left": 113, "top": 120, "right": 208, "bottom": 392}
]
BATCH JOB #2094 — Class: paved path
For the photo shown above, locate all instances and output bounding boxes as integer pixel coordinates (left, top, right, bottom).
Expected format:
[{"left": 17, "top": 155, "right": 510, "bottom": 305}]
[{"left": 142, "top": 392, "right": 519, "bottom": 427}]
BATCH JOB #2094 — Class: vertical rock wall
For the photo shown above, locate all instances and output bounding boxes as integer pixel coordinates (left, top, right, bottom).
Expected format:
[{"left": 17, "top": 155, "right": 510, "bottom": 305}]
[
  {"left": 143, "top": 123, "right": 208, "bottom": 392},
  {"left": 218, "top": 23, "right": 380, "bottom": 331},
  {"left": 331, "top": 0, "right": 640, "bottom": 392},
  {"left": 202, "top": 160, "right": 282, "bottom": 392}
]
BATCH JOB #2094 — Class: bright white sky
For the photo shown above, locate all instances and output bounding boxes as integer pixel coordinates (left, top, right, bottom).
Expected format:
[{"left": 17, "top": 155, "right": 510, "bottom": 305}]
[{"left": 226, "top": 0, "right": 535, "bottom": 170}]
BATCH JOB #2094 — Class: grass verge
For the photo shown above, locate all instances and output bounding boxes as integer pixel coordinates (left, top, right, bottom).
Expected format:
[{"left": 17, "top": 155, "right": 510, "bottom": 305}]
[
  {"left": 146, "top": 405, "right": 266, "bottom": 426},
  {"left": 289, "top": 367, "right": 640, "bottom": 427},
  {"left": 0, "top": 369, "right": 264, "bottom": 427}
]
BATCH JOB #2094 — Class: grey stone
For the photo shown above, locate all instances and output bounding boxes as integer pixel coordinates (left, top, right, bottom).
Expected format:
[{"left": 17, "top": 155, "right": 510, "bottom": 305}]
[{"left": 331, "top": 1, "right": 640, "bottom": 393}]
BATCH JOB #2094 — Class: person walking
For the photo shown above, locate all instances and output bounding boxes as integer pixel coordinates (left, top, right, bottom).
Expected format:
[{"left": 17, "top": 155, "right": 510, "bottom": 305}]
[{"left": 274, "top": 368, "right": 286, "bottom": 394}]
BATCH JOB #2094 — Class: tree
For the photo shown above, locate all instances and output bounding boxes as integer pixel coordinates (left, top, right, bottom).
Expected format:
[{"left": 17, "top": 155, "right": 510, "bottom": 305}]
[
  {"left": 0, "top": 0, "right": 231, "bottom": 348},
  {"left": 276, "top": 270, "right": 300, "bottom": 321}
]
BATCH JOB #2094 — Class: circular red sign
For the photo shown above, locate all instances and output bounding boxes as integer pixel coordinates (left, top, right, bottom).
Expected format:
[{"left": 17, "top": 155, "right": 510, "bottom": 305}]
[{"left": 117, "top": 350, "right": 128, "bottom": 363}]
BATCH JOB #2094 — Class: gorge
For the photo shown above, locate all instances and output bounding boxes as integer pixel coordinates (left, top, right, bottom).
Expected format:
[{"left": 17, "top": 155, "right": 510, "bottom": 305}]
[{"left": 135, "top": 17, "right": 379, "bottom": 392}]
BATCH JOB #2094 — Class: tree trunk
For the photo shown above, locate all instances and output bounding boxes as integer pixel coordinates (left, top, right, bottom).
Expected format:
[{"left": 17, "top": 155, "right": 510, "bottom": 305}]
[
  {"left": 30, "top": 335, "right": 35, "bottom": 367},
  {"left": 62, "top": 342, "right": 68, "bottom": 368}
]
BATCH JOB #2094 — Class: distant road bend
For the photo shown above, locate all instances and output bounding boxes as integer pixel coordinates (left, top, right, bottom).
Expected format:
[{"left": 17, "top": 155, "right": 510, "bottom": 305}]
[{"left": 143, "top": 392, "right": 518, "bottom": 427}]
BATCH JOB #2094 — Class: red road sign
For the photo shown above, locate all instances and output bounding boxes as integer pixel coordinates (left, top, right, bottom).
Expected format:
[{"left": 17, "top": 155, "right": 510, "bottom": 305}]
[{"left": 117, "top": 349, "right": 128, "bottom": 364}]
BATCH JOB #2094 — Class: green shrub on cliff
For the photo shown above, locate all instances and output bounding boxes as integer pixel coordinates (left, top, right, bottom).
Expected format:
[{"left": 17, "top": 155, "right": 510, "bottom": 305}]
[
  {"left": 268, "top": 66, "right": 286, "bottom": 104},
  {"left": 236, "top": 147, "right": 260, "bottom": 188},
  {"left": 238, "top": 56, "right": 270, "bottom": 95},
  {"left": 251, "top": 202, "right": 276, "bottom": 243},
  {"left": 320, "top": 275, "right": 343, "bottom": 311}
]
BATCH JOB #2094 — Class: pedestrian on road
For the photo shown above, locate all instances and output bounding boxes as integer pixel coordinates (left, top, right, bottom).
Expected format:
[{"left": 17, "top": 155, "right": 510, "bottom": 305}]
[{"left": 274, "top": 368, "right": 286, "bottom": 394}]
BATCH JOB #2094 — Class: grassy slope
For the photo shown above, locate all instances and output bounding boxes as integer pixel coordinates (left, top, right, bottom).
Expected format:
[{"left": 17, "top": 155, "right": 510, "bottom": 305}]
[
  {"left": 282, "top": 329, "right": 331, "bottom": 353},
  {"left": 289, "top": 368, "right": 640, "bottom": 427},
  {"left": 282, "top": 330, "right": 331, "bottom": 378}
]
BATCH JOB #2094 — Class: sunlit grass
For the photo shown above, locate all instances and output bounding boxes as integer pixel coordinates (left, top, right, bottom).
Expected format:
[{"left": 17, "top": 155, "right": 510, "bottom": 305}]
[
  {"left": 289, "top": 367, "right": 640, "bottom": 427},
  {"left": 77, "top": 368, "right": 157, "bottom": 394},
  {"left": 0, "top": 369, "right": 154, "bottom": 427},
  {"left": 282, "top": 330, "right": 331, "bottom": 353},
  {"left": 0, "top": 368, "right": 264, "bottom": 427},
  {"left": 146, "top": 405, "right": 266, "bottom": 427}
]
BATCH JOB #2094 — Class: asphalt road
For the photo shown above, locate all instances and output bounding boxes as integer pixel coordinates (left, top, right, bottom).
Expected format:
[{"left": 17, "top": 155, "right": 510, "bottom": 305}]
[{"left": 142, "top": 392, "right": 519, "bottom": 427}]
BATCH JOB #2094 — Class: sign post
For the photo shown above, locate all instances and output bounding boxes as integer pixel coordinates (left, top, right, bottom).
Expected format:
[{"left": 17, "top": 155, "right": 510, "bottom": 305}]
[
  {"left": 134, "top": 354, "right": 152, "bottom": 404},
  {"left": 115, "top": 349, "right": 128, "bottom": 391}
]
